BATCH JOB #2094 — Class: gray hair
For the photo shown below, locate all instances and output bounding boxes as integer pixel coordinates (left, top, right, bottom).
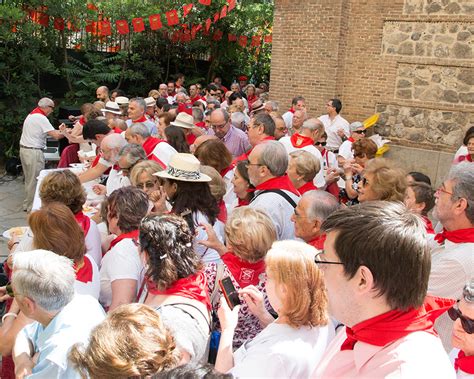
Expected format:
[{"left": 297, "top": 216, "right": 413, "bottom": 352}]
[
  {"left": 192, "top": 107, "right": 204, "bottom": 122},
  {"left": 265, "top": 101, "right": 279, "bottom": 112},
  {"left": 129, "top": 122, "right": 151, "bottom": 138},
  {"left": 302, "top": 191, "right": 341, "bottom": 221},
  {"left": 211, "top": 108, "right": 229, "bottom": 122},
  {"left": 176, "top": 89, "right": 188, "bottom": 96},
  {"left": 129, "top": 97, "right": 146, "bottom": 112},
  {"left": 448, "top": 162, "right": 474, "bottom": 223},
  {"left": 259, "top": 141, "right": 288, "bottom": 177},
  {"left": 118, "top": 143, "right": 146, "bottom": 165},
  {"left": 231, "top": 112, "right": 249, "bottom": 129},
  {"left": 12, "top": 250, "right": 75, "bottom": 312},
  {"left": 301, "top": 118, "right": 324, "bottom": 134},
  {"left": 463, "top": 279, "right": 474, "bottom": 303},
  {"left": 102, "top": 133, "right": 127, "bottom": 150},
  {"left": 207, "top": 100, "right": 221, "bottom": 109},
  {"left": 38, "top": 97, "right": 54, "bottom": 108}
]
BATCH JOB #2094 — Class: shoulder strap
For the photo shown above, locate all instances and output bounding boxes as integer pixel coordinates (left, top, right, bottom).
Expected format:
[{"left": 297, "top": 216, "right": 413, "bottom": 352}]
[
  {"left": 252, "top": 189, "right": 297, "bottom": 208},
  {"left": 158, "top": 302, "right": 211, "bottom": 332},
  {"left": 210, "top": 263, "right": 225, "bottom": 309}
]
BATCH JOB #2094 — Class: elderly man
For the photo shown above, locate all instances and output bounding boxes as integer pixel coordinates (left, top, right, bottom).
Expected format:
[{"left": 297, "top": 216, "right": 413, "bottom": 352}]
[
  {"left": 189, "top": 84, "right": 202, "bottom": 104},
  {"left": 279, "top": 118, "right": 326, "bottom": 188},
  {"left": 282, "top": 96, "right": 306, "bottom": 129},
  {"left": 125, "top": 122, "right": 176, "bottom": 168},
  {"left": 428, "top": 162, "right": 474, "bottom": 351},
  {"left": 209, "top": 109, "right": 250, "bottom": 157},
  {"left": 264, "top": 101, "right": 279, "bottom": 114},
  {"left": 271, "top": 114, "right": 288, "bottom": 140},
  {"left": 313, "top": 202, "right": 456, "bottom": 378},
  {"left": 158, "top": 83, "right": 168, "bottom": 99},
  {"left": 144, "top": 97, "right": 157, "bottom": 122},
  {"left": 289, "top": 109, "right": 307, "bottom": 136},
  {"left": 338, "top": 121, "right": 366, "bottom": 164},
  {"left": 12, "top": 250, "right": 105, "bottom": 378},
  {"left": 96, "top": 86, "right": 110, "bottom": 102},
  {"left": 291, "top": 190, "right": 340, "bottom": 249},
  {"left": 19, "top": 98, "right": 64, "bottom": 212},
  {"left": 318, "top": 98, "right": 350, "bottom": 152},
  {"left": 248, "top": 141, "right": 300, "bottom": 240},
  {"left": 100, "top": 101, "right": 122, "bottom": 124},
  {"left": 126, "top": 97, "right": 157, "bottom": 135}
]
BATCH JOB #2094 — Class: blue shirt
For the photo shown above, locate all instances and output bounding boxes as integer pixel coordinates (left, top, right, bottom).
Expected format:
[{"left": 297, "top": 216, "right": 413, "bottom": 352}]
[{"left": 20, "top": 294, "right": 105, "bottom": 378}]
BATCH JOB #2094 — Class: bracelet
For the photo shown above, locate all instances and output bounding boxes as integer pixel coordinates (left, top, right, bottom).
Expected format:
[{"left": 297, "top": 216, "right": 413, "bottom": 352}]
[{"left": 2, "top": 312, "right": 18, "bottom": 323}]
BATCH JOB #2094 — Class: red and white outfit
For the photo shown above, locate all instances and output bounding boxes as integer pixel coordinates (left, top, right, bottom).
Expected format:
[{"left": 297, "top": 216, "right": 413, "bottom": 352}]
[
  {"left": 450, "top": 348, "right": 474, "bottom": 378},
  {"left": 298, "top": 181, "right": 318, "bottom": 195},
  {"left": 318, "top": 114, "right": 350, "bottom": 151},
  {"left": 74, "top": 255, "right": 100, "bottom": 299},
  {"left": 338, "top": 137, "right": 355, "bottom": 160},
  {"left": 282, "top": 108, "right": 295, "bottom": 129},
  {"left": 314, "top": 297, "right": 456, "bottom": 378},
  {"left": 75, "top": 211, "right": 102, "bottom": 267},
  {"left": 454, "top": 155, "right": 473, "bottom": 164},
  {"left": 105, "top": 164, "right": 131, "bottom": 196},
  {"left": 142, "top": 136, "right": 177, "bottom": 169},
  {"left": 308, "top": 234, "right": 326, "bottom": 251},
  {"left": 428, "top": 227, "right": 474, "bottom": 351}
]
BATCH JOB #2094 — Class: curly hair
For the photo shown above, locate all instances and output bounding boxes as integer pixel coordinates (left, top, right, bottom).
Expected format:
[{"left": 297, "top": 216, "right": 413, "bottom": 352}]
[
  {"left": 139, "top": 214, "right": 202, "bottom": 291},
  {"left": 194, "top": 139, "right": 232, "bottom": 173},
  {"left": 364, "top": 158, "right": 408, "bottom": 202},
  {"left": 352, "top": 138, "right": 378, "bottom": 159},
  {"left": 69, "top": 303, "right": 179, "bottom": 379},
  {"left": 39, "top": 170, "right": 86, "bottom": 214},
  {"left": 107, "top": 187, "right": 149, "bottom": 233}
]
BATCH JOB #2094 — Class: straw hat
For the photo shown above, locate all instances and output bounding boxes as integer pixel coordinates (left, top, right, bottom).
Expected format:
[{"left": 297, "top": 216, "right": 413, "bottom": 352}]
[
  {"left": 145, "top": 97, "right": 156, "bottom": 107},
  {"left": 170, "top": 112, "right": 195, "bottom": 129},
  {"left": 154, "top": 153, "right": 211, "bottom": 182},
  {"left": 115, "top": 96, "right": 129, "bottom": 105},
  {"left": 101, "top": 101, "right": 122, "bottom": 115},
  {"left": 250, "top": 99, "right": 265, "bottom": 115}
]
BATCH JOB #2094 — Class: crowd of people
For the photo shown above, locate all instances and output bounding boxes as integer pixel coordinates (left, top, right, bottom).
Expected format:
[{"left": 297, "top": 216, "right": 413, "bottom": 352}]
[{"left": 1, "top": 73, "right": 474, "bottom": 378}]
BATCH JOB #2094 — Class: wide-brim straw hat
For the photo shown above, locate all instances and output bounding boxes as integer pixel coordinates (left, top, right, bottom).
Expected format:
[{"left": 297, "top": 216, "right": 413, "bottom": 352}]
[
  {"left": 250, "top": 100, "right": 265, "bottom": 115},
  {"left": 101, "top": 101, "right": 122, "bottom": 115},
  {"left": 154, "top": 153, "right": 211, "bottom": 182},
  {"left": 170, "top": 112, "right": 195, "bottom": 129},
  {"left": 115, "top": 96, "right": 129, "bottom": 105},
  {"left": 145, "top": 97, "right": 156, "bottom": 107}
]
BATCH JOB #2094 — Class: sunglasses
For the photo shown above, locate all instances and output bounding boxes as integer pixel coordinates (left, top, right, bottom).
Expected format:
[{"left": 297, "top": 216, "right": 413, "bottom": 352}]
[
  {"left": 448, "top": 305, "right": 474, "bottom": 334},
  {"left": 315, "top": 141, "right": 327, "bottom": 146},
  {"left": 353, "top": 130, "right": 366, "bottom": 134},
  {"left": 361, "top": 177, "right": 370, "bottom": 187}
]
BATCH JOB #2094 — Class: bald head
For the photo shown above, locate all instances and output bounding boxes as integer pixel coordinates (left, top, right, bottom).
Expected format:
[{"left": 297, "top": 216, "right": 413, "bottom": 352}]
[{"left": 96, "top": 86, "right": 110, "bottom": 102}]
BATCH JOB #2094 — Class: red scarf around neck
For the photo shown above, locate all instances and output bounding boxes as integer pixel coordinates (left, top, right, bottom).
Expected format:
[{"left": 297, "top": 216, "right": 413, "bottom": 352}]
[
  {"left": 348, "top": 137, "right": 355, "bottom": 143},
  {"left": 133, "top": 115, "right": 147, "bottom": 123},
  {"left": 421, "top": 215, "right": 435, "bottom": 235},
  {"left": 340, "top": 296, "right": 455, "bottom": 351},
  {"left": 147, "top": 271, "right": 211, "bottom": 311},
  {"left": 29, "top": 107, "right": 47, "bottom": 116},
  {"left": 434, "top": 227, "right": 474, "bottom": 245},
  {"left": 233, "top": 136, "right": 276, "bottom": 164},
  {"left": 455, "top": 350, "right": 474, "bottom": 374},
  {"left": 308, "top": 234, "right": 326, "bottom": 250},
  {"left": 288, "top": 108, "right": 295, "bottom": 114},
  {"left": 298, "top": 181, "right": 318, "bottom": 195},
  {"left": 107, "top": 230, "right": 140, "bottom": 253},
  {"left": 255, "top": 175, "right": 300, "bottom": 197},
  {"left": 220, "top": 163, "right": 235, "bottom": 178},
  {"left": 222, "top": 252, "right": 265, "bottom": 287},
  {"left": 142, "top": 137, "right": 167, "bottom": 169},
  {"left": 75, "top": 211, "right": 91, "bottom": 235},
  {"left": 458, "top": 154, "right": 473, "bottom": 163},
  {"left": 290, "top": 133, "right": 314, "bottom": 148},
  {"left": 237, "top": 198, "right": 250, "bottom": 207},
  {"left": 74, "top": 256, "right": 93, "bottom": 283}
]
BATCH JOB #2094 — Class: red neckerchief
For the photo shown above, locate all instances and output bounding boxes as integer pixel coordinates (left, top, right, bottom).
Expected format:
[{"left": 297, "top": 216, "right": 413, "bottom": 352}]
[
  {"left": 298, "top": 181, "right": 318, "bottom": 195},
  {"left": 222, "top": 252, "right": 265, "bottom": 287},
  {"left": 190, "top": 95, "right": 203, "bottom": 104},
  {"left": 177, "top": 103, "right": 193, "bottom": 115},
  {"left": 113, "top": 127, "right": 123, "bottom": 134},
  {"left": 237, "top": 198, "right": 250, "bottom": 207},
  {"left": 290, "top": 133, "right": 314, "bottom": 148},
  {"left": 29, "top": 107, "right": 47, "bottom": 116},
  {"left": 348, "top": 137, "right": 355, "bottom": 143},
  {"left": 455, "top": 350, "right": 474, "bottom": 374},
  {"left": 220, "top": 163, "right": 235, "bottom": 178},
  {"left": 340, "top": 296, "right": 455, "bottom": 351},
  {"left": 74, "top": 256, "right": 93, "bottom": 283},
  {"left": 186, "top": 133, "right": 197, "bottom": 146},
  {"left": 195, "top": 121, "right": 207, "bottom": 129},
  {"left": 79, "top": 116, "right": 86, "bottom": 125},
  {"left": 434, "top": 227, "right": 474, "bottom": 245},
  {"left": 308, "top": 234, "right": 326, "bottom": 250},
  {"left": 247, "top": 94, "right": 258, "bottom": 105},
  {"left": 91, "top": 153, "right": 101, "bottom": 168},
  {"left": 107, "top": 230, "right": 140, "bottom": 253},
  {"left": 233, "top": 136, "right": 276, "bottom": 164},
  {"left": 142, "top": 137, "right": 167, "bottom": 168},
  {"left": 458, "top": 155, "right": 473, "bottom": 163},
  {"left": 218, "top": 199, "right": 227, "bottom": 223},
  {"left": 421, "top": 215, "right": 435, "bottom": 235},
  {"left": 133, "top": 116, "right": 147, "bottom": 123},
  {"left": 75, "top": 211, "right": 91, "bottom": 235},
  {"left": 288, "top": 108, "right": 295, "bottom": 114},
  {"left": 255, "top": 175, "right": 300, "bottom": 197},
  {"left": 147, "top": 271, "right": 211, "bottom": 311}
]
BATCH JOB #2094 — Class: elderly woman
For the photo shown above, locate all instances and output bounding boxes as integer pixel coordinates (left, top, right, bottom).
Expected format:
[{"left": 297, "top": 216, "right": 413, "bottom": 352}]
[
  {"left": 454, "top": 127, "right": 474, "bottom": 162},
  {"left": 215, "top": 240, "right": 331, "bottom": 377},
  {"left": 357, "top": 158, "right": 407, "bottom": 203},
  {"left": 100, "top": 187, "right": 149, "bottom": 311},
  {"left": 154, "top": 153, "right": 224, "bottom": 263},
  {"left": 231, "top": 161, "right": 255, "bottom": 208},
  {"left": 202, "top": 207, "right": 277, "bottom": 349},
  {"left": 341, "top": 138, "right": 378, "bottom": 205},
  {"left": 70, "top": 304, "right": 179, "bottom": 378},
  {"left": 287, "top": 150, "right": 321, "bottom": 194},
  {"left": 129, "top": 160, "right": 165, "bottom": 213},
  {"left": 139, "top": 214, "right": 211, "bottom": 364},
  {"left": 449, "top": 279, "right": 474, "bottom": 378},
  {"left": 245, "top": 84, "right": 258, "bottom": 109}
]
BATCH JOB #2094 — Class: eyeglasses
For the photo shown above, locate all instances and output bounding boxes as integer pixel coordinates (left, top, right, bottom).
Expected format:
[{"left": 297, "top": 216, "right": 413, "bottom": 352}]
[
  {"left": 246, "top": 162, "right": 264, "bottom": 168},
  {"left": 353, "top": 130, "right": 366, "bottom": 134},
  {"left": 315, "top": 141, "right": 327, "bottom": 146},
  {"left": 361, "top": 177, "right": 370, "bottom": 187},
  {"left": 314, "top": 251, "right": 344, "bottom": 266},
  {"left": 448, "top": 303, "right": 474, "bottom": 334},
  {"left": 136, "top": 180, "right": 158, "bottom": 190},
  {"left": 435, "top": 186, "right": 453, "bottom": 196}
]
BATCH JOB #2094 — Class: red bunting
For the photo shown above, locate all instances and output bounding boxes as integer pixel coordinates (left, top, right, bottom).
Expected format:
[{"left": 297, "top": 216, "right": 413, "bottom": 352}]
[
  {"left": 171, "top": 30, "right": 181, "bottom": 43},
  {"left": 53, "top": 18, "right": 65, "bottom": 31},
  {"left": 228, "top": 33, "right": 237, "bottom": 42},
  {"left": 181, "top": 29, "right": 191, "bottom": 42},
  {"left": 238, "top": 35, "right": 248, "bottom": 47},
  {"left": 212, "top": 30, "right": 223, "bottom": 41},
  {"left": 30, "top": 11, "right": 49, "bottom": 27},
  {"left": 149, "top": 14, "right": 162, "bottom": 30},
  {"left": 220, "top": 5, "right": 227, "bottom": 19},
  {"left": 213, "top": 12, "right": 220, "bottom": 23},
  {"left": 87, "top": 3, "right": 99, "bottom": 11},
  {"left": 116, "top": 20, "right": 129, "bottom": 34},
  {"left": 228, "top": 0, "right": 236, "bottom": 12},
  {"left": 166, "top": 10, "right": 179, "bottom": 26},
  {"left": 264, "top": 35, "right": 273, "bottom": 43},
  {"left": 205, "top": 18, "right": 211, "bottom": 32},
  {"left": 85, "top": 20, "right": 95, "bottom": 33},
  {"left": 198, "top": 0, "right": 211, "bottom": 5},
  {"left": 132, "top": 18, "right": 145, "bottom": 32},
  {"left": 191, "top": 24, "right": 202, "bottom": 39},
  {"left": 183, "top": 3, "right": 193, "bottom": 17},
  {"left": 101, "top": 20, "right": 111, "bottom": 36},
  {"left": 251, "top": 35, "right": 262, "bottom": 47}
]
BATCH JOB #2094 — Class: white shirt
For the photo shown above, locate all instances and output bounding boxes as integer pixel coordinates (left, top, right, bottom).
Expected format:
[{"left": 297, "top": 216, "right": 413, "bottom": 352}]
[
  {"left": 193, "top": 211, "right": 225, "bottom": 264},
  {"left": 222, "top": 168, "right": 237, "bottom": 215},
  {"left": 84, "top": 220, "right": 102, "bottom": 267},
  {"left": 428, "top": 238, "right": 474, "bottom": 351},
  {"left": 106, "top": 167, "right": 131, "bottom": 196},
  {"left": 20, "top": 112, "right": 55, "bottom": 149},
  {"left": 338, "top": 139, "right": 354, "bottom": 160},
  {"left": 151, "top": 141, "right": 177, "bottom": 168},
  {"left": 282, "top": 111, "right": 294, "bottom": 129},
  {"left": 99, "top": 237, "right": 144, "bottom": 308},
  {"left": 279, "top": 137, "right": 326, "bottom": 188},
  {"left": 74, "top": 255, "right": 101, "bottom": 299},
  {"left": 318, "top": 114, "right": 350, "bottom": 150},
  {"left": 230, "top": 323, "right": 331, "bottom": 378}
]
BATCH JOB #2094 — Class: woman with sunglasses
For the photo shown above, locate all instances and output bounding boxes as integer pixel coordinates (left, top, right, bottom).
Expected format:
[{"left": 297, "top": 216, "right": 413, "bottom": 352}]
[
  {"left": 337, "top": 121, "right": 366, "bottom": 165},
  {"left": 450, "top": 279, "right": 474, "bottom": 378},
  {"left": 314, "top": 132, "right": 341, "bottom": 199},
  {"left": 130, "top": 160, "right": 166, "bottom": 213}
]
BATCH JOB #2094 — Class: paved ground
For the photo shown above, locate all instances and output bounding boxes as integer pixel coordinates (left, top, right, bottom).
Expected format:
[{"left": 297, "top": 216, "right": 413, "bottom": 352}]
[{"left": 0, "top": 174, "right": 27, "bottom": 261}]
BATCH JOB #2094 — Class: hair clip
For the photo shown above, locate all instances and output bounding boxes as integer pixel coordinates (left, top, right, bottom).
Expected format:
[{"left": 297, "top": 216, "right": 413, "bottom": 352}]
[
  {"left": 160, "top": 254, "right": 167, "bottom": 260},
  {"left": 186, "top": 242, "right": 192, "bottom": 247}
]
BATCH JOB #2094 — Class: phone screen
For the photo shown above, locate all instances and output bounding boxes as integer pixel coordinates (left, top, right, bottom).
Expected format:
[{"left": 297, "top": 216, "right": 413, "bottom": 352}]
[{"left": 219, "top": 277, "right": 241, "bottom": 310}]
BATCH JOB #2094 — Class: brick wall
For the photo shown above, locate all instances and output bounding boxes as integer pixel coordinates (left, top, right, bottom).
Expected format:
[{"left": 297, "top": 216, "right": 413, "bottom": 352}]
[{"left": 269, "top": 0, "right": 474, "bottom": 152}]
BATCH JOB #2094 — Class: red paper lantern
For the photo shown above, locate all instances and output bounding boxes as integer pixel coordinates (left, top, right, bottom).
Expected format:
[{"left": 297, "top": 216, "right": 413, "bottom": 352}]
[
  {"left": 101, "top": 20, "right": 111, "bottom": 36},
  {"left": 228, "top": 34, "right": 237, "bottom": 42},
  {"left": 166, "top": 10, "right": 179, "bottom": 26},
  {"left": 198, "top": 0, "right": 211, "bottom": 5},
  {"left": 53, "top": 18, "right": 65, "bottom": 31},
  {"left": 213, "top": 12, "right": 219, "bottom": 23},
  {"left": 228, "top": 0, "right": 236, "bottom": 12},
  {"left": 212, "top": 30, "right": 223, "bottom": 41},
  {"left": 116, "top": 20, "right": 129, "bottom": 34},
  {"left": 205, "top": 18, "right": 211, "bottom": 32},
  {"left": 132, "top": 18, "right": 145, "bottom": 32},
  {"left": 149, "top": 14, "right": 162, "bottom": 30},
  {"left": 183, "top": 4, "right": 193, "bottom": 17},
  {"left": 238, "top": 36, "right": 248, "bottom": 47}
]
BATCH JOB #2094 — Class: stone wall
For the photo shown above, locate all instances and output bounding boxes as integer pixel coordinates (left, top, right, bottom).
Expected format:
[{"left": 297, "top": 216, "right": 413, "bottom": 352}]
[{"left": 404, "top": 0, "right": 474, "bottom": 15}]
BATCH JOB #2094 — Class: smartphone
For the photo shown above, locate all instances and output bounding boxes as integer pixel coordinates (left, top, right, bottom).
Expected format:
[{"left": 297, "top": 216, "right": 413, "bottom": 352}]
[{"left": 219, "top": 277, "right": 241, "bottom": 310}]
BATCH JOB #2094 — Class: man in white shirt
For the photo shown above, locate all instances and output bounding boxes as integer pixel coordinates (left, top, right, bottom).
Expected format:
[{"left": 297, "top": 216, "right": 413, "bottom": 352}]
[
  {"left": 428, "top": 162, "right": 474, "bottom": 351},
  {"left": 337, "top": 121, "right": 366, "bottom": 164},
  {"left": 126, "top": 98, "right": 157, "bottom": 135},
  {"left": 318, "top": 98, "right": 350, "bottom": 152},
  {"left": 282, "top": 96, "right": 306, "bottom": 129},
  {"left": 19, "top": 98, "right": 64, "bottom": 212},
  {"left": 12, "top": 250, "right": 105, "bottom": 379}
]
